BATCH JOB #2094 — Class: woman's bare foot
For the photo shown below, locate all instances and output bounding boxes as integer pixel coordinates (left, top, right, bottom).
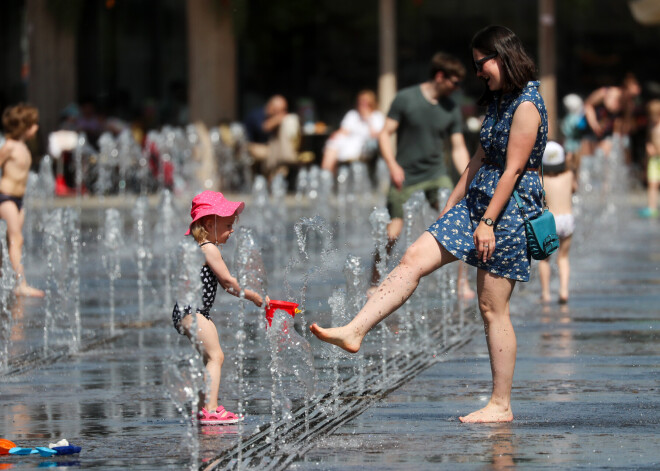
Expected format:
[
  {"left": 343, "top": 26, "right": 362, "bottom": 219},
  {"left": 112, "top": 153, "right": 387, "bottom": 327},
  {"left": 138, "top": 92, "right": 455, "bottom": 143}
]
[
  {"left": 15, "top": 283, "right": 45, "bottom": 298},
  {"left": 459, "top": 403, "right": 513, "bottom": 423},
  {"left": 309, "top": 323, "right": 361, "bottom": 353}
]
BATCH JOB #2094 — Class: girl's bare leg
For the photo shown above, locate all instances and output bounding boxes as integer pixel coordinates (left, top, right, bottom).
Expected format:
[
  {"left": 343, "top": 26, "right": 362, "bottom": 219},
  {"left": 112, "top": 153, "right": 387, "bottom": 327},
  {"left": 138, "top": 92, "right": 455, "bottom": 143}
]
[
  {"left": 557, "top": 236, "right": 572, "bottom": 303},
  {"left": 460, "top": 269, "right": 516, "bottom": 423},
  {"left": 310, "top": 232, "right": 457, "bottom": 352},
  {"left": 182, "top": 314, "right": 224, "bottom": 411},
  {"left": 538, "top": 257, "right": 552, "bottom": 302}
]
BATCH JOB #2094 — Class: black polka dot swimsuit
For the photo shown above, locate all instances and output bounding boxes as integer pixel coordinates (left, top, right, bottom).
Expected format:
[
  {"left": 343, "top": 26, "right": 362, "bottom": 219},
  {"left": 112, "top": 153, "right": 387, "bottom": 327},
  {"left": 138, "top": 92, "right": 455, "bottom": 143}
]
[{"left": 172, "top": 261, "right": 219, "bottom": 335}]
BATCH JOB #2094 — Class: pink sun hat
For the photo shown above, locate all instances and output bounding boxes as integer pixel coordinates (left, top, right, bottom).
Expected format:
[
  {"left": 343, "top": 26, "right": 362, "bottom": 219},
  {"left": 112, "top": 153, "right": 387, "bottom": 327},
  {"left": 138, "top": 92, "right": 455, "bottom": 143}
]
[{"left": 185, "top": 191, "right": 245, "bottom": 235}]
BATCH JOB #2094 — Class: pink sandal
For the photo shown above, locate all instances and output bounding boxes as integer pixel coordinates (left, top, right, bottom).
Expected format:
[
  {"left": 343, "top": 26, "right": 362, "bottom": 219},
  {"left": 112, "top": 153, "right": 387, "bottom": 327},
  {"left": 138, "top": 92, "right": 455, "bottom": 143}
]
[{"left": 198, "top": 406, "right": 243, "bottom": 425}]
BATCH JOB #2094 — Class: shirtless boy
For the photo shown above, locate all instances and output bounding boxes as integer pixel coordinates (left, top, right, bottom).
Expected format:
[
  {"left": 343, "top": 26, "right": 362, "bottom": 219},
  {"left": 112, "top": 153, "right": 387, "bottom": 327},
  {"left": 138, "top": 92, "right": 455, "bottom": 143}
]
[{"left": 0, "top": 104, "right": 45, "bottom": 297}]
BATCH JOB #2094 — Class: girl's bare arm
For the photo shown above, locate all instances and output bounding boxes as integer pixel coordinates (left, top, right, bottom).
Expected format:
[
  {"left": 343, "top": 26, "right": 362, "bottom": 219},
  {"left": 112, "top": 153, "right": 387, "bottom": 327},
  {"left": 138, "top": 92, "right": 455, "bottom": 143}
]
[{"left": 203, "top": 245, "right": 264, "bottom": 307}]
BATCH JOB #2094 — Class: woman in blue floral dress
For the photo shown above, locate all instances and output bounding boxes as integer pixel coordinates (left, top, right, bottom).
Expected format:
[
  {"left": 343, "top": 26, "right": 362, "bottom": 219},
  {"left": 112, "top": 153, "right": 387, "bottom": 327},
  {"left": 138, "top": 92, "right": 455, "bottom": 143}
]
[{"left": 311, "top": 26, "right": 547, "bottom": 423}]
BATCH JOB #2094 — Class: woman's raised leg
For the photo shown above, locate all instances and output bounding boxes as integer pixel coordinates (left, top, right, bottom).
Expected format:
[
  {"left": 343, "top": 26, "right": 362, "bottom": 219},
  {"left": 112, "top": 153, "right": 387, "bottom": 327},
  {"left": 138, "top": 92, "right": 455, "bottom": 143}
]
[
  {"left": 310, "top": 232, "right": 457, "bottom": 352},
  {"left": 460, "top": 269, "right": 516, "bottom": 423}
]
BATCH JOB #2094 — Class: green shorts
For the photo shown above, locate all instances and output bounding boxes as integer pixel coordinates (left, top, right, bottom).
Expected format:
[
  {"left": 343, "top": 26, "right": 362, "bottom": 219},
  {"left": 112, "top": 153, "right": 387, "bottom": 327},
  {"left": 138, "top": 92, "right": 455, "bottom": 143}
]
[{"left": 387, "top": 176, "right": 454, "bottom": 219}]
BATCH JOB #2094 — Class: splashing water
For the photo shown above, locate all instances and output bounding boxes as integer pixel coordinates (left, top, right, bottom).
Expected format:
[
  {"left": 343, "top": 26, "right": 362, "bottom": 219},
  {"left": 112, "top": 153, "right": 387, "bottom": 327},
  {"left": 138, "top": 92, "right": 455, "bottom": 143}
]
[
  {"left": 64, "top": 208, "right": 82, "bottom": 351},
  {"left": 267, "top": 311, "right": 316, "bottom": 444},
  {"left": 103, "top": 209, "right": 124, "bottom": 335},
  {"left": 42, "top": 209, "right": 65, "bottom": 354},
  {"left": 132, "top": 196, "right": 154, "bottom": 320},
  {"left": 286, "top": 216, "right": 335, "bottom": 337},
  {"left": 343, "top": 254, "right": 367, "bottom": 390},
  {"left": 235, "top": 226, "right": 268, "bottom": 418},
  {"left": 155, "top": 190, "right": 179, "bottom": 309}
]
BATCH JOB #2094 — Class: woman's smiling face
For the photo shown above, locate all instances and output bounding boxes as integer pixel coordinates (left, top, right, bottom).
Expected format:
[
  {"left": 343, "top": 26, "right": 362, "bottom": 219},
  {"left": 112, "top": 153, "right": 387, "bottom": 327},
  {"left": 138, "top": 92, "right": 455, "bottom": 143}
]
[{"left": 473, "top": 49, "right": 502, "bottom": 91}]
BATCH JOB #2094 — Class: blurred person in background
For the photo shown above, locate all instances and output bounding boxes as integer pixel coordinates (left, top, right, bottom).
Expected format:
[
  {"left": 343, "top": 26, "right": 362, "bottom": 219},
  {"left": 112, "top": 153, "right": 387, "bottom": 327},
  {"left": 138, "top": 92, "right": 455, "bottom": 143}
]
[
  {"left": 321, "top": 89, "right": 385, "bottom": 174},
  {"left": 639, "top": 98, "right": 660, "bottom": 218},
  {"left": 583, "top": 73, "right": 641, "bottom": 160},
  {"left": 560, "top": 93, "right": 588, "bottom": 176},
  {"left": 244, "top": 94, "right": 300, "bottom": 180},
  {"left": 538, "top": 141, "right": 577, "bottom": 304},
  {"left": 373, "top": 52, "right": 474, "bottom": 299}
]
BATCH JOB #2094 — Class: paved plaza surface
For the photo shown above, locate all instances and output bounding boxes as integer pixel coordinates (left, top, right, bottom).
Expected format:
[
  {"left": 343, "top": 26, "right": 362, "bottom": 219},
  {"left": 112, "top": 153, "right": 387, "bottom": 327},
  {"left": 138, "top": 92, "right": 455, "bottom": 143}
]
[
  {"left": 0, "top": 190, "right": 658, "bottom": 470},
  {"left": 293, "top": 195, "right": 660, "bottom": 470}
]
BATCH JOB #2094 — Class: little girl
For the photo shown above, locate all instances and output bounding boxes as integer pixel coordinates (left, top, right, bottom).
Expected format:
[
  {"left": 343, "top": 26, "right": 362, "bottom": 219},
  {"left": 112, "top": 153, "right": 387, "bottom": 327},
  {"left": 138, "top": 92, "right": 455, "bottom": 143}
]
[
  {"left": 538, "top": 141, "right": 576, "bottom": 304},
  {"left": 173, "top": 191, "right": 266, "bottom": 425}
]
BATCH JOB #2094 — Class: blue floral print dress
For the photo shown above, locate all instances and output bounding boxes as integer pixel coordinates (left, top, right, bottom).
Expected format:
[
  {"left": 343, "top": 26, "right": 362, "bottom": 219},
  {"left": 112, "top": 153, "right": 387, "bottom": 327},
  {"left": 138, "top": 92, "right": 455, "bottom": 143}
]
[{"left": 428, "top": 81, "right": 548, "bottom": 282}]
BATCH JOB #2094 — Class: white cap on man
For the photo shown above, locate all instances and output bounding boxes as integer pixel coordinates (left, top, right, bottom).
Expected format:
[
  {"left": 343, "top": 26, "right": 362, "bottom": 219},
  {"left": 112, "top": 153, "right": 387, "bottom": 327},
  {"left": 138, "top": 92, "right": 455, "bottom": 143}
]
[{"left": 542, "top": 141, "right": 566, "bottom": 174}]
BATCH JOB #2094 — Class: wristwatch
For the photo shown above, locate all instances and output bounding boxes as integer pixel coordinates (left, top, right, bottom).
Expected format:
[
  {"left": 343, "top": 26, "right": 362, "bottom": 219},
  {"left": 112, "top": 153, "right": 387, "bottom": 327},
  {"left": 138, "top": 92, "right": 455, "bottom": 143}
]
[{"left": 481, "top": 217, "right": 494, "bottom": 226}]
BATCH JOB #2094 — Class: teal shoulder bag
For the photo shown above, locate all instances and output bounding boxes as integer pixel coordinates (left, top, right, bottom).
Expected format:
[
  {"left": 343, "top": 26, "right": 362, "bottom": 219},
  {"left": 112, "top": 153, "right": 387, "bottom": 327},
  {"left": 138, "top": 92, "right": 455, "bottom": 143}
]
[{"left": 512, "top": 165, "right": 559, "bottom": 260}]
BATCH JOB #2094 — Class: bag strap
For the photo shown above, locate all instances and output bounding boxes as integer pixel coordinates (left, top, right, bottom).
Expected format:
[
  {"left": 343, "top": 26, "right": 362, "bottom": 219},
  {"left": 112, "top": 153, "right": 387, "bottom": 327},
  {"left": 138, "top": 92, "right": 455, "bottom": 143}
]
[
  {"left": 539, "top": 158, "right": 548, "bottom": 208},
  {"left": 513, "top": 155, "right": 548, "bottom": 219},
  {"left": 512, "top": 189, "right": 529, "bottom": 222}
]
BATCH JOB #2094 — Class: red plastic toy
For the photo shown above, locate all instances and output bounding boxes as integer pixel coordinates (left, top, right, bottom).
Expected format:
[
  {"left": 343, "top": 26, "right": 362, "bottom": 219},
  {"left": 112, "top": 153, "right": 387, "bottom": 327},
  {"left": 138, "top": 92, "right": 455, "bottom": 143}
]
[
  {"left": 0, "top": 438, "right": 16, "bottom": 455},
  {"left": 265, "top": 300, "right": 301, "bottom": 328}
]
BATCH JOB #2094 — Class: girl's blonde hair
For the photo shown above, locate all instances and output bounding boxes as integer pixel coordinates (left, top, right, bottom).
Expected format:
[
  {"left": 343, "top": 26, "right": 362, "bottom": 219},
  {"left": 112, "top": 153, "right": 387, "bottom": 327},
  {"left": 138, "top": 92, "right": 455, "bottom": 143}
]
[{"left": 190, "top": 216, "right": 211, "bottom": 243}]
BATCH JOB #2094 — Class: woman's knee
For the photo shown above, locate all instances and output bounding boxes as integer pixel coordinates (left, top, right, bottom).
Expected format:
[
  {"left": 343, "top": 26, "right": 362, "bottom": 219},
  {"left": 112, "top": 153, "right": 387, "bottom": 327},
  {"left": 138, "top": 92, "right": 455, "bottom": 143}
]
[
  {"left": 401, "top": 233, "right": 437, "bottom": 265},
  {"left": 400, "top": 244, "right": 422, "bottom": 268},
  {"left": 477, "top": 283, "right": 511, "bottom": 322},
  {"left": 399, "top": 242, "right": 431, "bottom": 276},
  {"left": 478, "top": 297, "right": 497, "bottom": 322}
]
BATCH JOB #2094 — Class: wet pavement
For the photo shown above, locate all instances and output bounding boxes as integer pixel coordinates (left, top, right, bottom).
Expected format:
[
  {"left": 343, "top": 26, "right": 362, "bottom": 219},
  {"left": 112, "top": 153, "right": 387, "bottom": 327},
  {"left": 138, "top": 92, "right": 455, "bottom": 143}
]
[
  {"left": 0, "top": 183, "right": 658, "bottom": 470},
  {"left": 293, "top": 193, "right": 660, "bottom": 470}
]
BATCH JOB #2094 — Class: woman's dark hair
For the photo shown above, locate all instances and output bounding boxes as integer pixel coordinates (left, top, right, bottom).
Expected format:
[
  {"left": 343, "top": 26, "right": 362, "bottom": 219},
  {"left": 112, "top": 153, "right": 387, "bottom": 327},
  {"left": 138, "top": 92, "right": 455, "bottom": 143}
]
[{"left": 471, "top": 25, "right": 537, "bottom": 105}]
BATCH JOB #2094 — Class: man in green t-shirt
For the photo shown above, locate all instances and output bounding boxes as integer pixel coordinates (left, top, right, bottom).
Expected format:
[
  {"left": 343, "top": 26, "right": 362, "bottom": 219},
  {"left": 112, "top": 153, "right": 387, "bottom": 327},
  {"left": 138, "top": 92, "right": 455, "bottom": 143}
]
[{"left": 373, "top": 52, "right": 473, "bottom": 297}]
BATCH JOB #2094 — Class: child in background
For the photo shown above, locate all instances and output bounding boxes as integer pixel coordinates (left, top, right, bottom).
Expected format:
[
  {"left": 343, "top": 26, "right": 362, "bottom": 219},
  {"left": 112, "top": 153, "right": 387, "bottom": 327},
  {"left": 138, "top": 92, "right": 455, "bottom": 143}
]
[
  {"left": 538, "top": 141, "right": 576, "bottom": 304},
  {"left": 639, "top": 99, "right": 660, "bottom": 219},
  {"left": 560, "top": 94, "right": 588, "bottom": 174},
  {"left": 0, "top": 104, "right": 45, "bottom": 297},
  {"left": 173, "top": 191, "right": 267, "bottom": 425}
]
